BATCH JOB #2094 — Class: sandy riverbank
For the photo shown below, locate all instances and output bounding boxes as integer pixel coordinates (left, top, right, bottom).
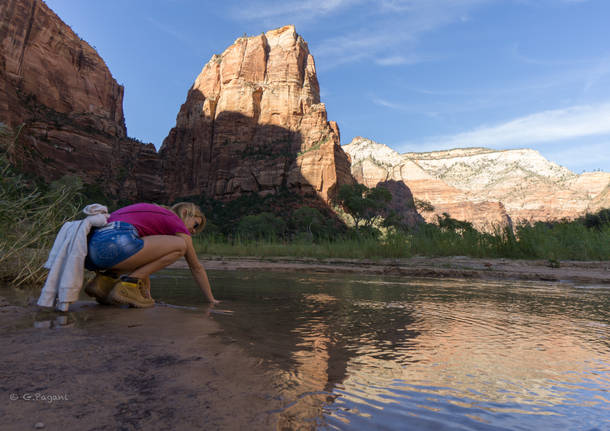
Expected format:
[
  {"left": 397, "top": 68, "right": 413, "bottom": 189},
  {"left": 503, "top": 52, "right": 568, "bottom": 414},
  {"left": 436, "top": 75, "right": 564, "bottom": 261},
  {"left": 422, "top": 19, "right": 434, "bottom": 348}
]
[
  {"left": 0, "top": 299, "right": 288, "bottom": 430},
  {"left": 173, "top": 256, "right": 610, "bottom": 285}
]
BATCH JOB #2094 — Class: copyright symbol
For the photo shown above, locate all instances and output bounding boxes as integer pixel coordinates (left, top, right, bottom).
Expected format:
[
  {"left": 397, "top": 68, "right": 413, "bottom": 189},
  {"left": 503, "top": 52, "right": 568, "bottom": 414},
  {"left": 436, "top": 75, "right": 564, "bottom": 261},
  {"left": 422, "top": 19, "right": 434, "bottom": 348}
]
[{"left": 9, "top": 393, "right": 18, "bottom": 401}]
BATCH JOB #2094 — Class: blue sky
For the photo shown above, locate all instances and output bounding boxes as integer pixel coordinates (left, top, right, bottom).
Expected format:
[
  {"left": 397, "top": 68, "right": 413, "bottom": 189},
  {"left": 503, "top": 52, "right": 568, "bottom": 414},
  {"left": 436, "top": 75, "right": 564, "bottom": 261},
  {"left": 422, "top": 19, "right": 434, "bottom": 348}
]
[{"left": 45, "top": 0, "right": 610, "bottom": 173}]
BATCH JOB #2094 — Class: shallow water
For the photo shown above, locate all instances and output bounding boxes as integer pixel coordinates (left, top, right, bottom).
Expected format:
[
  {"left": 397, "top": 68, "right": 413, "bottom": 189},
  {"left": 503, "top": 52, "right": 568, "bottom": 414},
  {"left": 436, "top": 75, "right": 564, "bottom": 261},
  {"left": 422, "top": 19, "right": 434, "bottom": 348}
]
[{"left": 150, "top": 270, "right": 610, "bottom": 430}]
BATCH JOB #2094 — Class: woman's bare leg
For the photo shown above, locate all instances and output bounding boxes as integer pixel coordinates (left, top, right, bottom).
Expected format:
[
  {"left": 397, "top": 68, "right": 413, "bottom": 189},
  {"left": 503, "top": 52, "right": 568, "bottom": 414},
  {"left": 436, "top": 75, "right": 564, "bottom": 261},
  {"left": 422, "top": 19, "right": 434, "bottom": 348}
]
[{"left": 110, "top": 235, "right": 187, "bottom": 279}]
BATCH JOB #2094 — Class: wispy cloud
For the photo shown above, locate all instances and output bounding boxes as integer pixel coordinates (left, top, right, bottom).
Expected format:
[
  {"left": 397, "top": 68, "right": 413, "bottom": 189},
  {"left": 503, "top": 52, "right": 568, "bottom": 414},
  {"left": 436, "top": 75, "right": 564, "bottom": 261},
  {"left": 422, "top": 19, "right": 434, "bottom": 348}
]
[
  {"left": 415, "top": 103, "right": 610, "bottom": 150},
  {"left": 375, "top": 54, "right": 422, "bottom": 66},
  {"left": 372, "top": 97, "right": 440, "bottom": 116},
  {"left": 584, "top": 55, "right": 610, "bottom": 92},
  {"left": 550, "top": 141, "right": 610, "bottom": 172},
  {"left": 232, "top": 0, "right": 363, "bottom": 21},
  {"left": 315, "top": 0, "right": 489, "bottom": 69},
  {"left": 232, "top": 0, "right": 490, "bottom": 69},
  {"left": 146, "top": 16, "right": 191, "bottom": 46}
]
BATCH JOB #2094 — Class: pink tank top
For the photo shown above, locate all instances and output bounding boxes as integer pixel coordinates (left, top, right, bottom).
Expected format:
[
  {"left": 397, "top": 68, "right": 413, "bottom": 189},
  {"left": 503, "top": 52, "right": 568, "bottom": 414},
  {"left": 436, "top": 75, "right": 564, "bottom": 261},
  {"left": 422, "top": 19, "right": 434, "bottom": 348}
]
[{"left": 108, "top": 203, "right": 190, "bottom": 237}]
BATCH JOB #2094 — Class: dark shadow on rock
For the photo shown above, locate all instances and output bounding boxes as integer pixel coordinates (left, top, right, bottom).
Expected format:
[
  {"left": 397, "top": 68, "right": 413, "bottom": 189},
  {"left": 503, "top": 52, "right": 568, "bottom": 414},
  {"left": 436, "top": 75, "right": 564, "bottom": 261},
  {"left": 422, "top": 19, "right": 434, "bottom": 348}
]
[{"left": 376, "top": 179, "right": 424, "bottom": 228}]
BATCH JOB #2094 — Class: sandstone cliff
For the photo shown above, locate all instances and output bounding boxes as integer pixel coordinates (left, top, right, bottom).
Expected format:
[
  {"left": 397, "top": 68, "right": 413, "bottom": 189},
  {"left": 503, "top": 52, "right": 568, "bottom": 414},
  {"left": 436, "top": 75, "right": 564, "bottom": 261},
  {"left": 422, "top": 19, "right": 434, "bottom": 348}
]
[
  {"left": 1, "top": 2, "right": 353, "bottom": 206},
  {"left": 345, "top": 137, "right": 511, "bottom": 231},
  {"left": 0, "top": 0, "right": 164, "bottom": 201},
  {"left": 160, "top": 25, "right": 354, "bottom": 202},
  {"left": 344, "top": 137, "right": 610, "bottom": 227}
]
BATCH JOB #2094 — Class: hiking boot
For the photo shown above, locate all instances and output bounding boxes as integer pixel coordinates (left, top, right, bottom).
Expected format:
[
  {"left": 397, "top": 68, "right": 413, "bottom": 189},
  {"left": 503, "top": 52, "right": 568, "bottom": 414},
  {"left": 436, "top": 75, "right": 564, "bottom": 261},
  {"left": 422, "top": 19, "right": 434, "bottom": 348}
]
[
  {"left": 84, "top": 272, "right": 119, "bottom": 305},
  {"left": 108, "top": 276, "right": 155, "bottom": 308}
]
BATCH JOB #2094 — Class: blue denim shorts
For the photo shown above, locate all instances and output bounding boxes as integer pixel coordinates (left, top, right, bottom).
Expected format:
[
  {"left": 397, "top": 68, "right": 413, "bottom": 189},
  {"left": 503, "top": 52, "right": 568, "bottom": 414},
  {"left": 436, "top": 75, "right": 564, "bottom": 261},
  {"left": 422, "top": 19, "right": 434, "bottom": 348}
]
[{"left": 85, "top": 221, "right": 144, "bottom": 270}]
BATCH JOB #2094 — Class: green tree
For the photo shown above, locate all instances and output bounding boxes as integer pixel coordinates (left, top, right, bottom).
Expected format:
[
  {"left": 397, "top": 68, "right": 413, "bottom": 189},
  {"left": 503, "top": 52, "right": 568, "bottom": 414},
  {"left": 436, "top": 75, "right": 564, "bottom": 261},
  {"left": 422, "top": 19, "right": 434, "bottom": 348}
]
[
  {"left": 237, "top": 212, "right": 286, "bottom": 240},
  {"left": 436, "top": 212, "right": 475, "bottom": 233},
  {"left": 336, "top": 184, "right": 392, "bottom": 228},
  {"left": 291, "top": 206, "right": 326, "bottom": 239},
  {"left": 415, "top": 198, "right": 435, "bottom": 213}
]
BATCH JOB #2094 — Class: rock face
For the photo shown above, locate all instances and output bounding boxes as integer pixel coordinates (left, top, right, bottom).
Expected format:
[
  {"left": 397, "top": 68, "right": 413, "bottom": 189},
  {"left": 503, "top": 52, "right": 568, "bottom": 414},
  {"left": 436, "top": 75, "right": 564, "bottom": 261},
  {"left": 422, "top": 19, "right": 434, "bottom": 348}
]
[
  {"left": 0, "top": 0, "right": 164, "bottom": 201},
  {"left": 345, "top": 137, "right": 512, "bottom": 231},
  {"left": 160, "top": 25, "right": 354, "bottom": 202},
  {"left": 344, "top": 137, "right": 610, "bottom": 228},
  {"left": 407, "top": 147, "right": 610, "bottom": 222},
  {"left": 1, "top": 3, "right": 352, "bottom": 206},
  {"left": 375, "top": 180, "right": 424, "bottom": 228}
]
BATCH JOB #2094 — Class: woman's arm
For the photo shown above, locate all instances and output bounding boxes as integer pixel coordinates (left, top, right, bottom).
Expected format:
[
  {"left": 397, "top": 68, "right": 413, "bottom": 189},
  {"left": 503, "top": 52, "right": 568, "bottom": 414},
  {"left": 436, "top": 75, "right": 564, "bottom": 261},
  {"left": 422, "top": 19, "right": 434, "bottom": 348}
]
[{"left": 176, "top": 233, "right": 218, "bottom": 304}]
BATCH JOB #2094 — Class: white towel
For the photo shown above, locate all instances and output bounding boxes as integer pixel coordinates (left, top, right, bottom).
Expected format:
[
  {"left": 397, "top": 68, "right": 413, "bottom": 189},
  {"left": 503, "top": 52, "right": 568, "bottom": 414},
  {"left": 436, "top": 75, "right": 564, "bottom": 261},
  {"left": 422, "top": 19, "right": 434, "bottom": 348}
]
[{"left": 37, "top": 204, "right": 109, "bottom": 310}]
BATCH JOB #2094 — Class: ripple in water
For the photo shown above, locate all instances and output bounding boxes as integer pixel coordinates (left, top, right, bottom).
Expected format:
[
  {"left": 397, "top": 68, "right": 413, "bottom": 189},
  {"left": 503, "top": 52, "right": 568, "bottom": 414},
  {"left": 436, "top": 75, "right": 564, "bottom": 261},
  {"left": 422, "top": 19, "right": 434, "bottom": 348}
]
[{"left": 154, "top": 270, "right": 610, "bottom": 430}]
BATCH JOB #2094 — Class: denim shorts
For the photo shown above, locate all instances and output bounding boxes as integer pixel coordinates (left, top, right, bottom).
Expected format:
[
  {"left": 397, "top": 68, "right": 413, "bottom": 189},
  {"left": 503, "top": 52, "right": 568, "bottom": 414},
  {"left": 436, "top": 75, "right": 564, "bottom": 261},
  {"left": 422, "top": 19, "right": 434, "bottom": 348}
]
[{"left": 85, "top": 221, "right": 144, "bottom": 270}]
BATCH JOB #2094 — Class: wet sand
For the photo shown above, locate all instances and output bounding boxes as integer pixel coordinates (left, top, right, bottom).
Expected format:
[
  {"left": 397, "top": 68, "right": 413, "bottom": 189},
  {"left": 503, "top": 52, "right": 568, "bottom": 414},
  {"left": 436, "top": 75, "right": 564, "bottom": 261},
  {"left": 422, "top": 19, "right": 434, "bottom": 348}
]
[
  {"left": 175, "top": 256, "right": 610, "bottom": 285},
  {"left": 0, "top": 299, "right": 284, "bottom": 431}
]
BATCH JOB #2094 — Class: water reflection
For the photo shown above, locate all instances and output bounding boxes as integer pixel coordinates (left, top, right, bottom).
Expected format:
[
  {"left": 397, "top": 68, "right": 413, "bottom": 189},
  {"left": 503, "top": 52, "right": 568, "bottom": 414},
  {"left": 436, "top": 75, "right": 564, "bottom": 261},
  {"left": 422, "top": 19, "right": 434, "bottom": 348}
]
[{"left": 153, "top": 271, "right": 610, "bottom": 430}]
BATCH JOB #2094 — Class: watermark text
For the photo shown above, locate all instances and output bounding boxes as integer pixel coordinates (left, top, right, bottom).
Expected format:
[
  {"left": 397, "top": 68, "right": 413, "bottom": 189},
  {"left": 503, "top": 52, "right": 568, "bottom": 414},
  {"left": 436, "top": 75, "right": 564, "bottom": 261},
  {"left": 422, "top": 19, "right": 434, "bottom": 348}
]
[{"left": 9, "top": 392, "right": 69, "bottom": 403}]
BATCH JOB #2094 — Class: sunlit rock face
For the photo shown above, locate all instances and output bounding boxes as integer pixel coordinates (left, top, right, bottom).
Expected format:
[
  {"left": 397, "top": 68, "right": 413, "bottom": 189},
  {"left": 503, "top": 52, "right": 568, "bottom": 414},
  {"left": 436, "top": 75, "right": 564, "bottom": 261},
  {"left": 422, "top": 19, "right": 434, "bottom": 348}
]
[
  {"left": 344, "top": 137, "right": 610, "bottom": 228},
  {"left": 0, "top": 0, "right": 164, "bottom": 201},
  {"left": 160, "top": 25, "right": 354, "bottom": 202},
  {"left": 344, "top": 137, "right": 512, "bottom": 231}
]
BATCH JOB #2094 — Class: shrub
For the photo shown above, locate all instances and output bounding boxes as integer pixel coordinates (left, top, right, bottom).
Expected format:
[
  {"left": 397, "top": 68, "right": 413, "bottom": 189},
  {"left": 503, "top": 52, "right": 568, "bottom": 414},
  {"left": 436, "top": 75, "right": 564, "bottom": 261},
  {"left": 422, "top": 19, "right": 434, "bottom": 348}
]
[
  {"left": 237, "top": 212, "right": 287, "bottom": 240},
  {"left": 0, "top": 124, "right": 82, "bottom": 286}
]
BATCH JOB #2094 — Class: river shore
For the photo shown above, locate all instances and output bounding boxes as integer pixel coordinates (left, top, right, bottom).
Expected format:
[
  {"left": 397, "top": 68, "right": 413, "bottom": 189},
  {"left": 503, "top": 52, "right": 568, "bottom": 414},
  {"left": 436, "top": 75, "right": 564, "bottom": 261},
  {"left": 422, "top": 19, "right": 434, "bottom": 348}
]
[
  {"left": 0, "top": 298, "right": 288, "bottom": 430},
  {"left": 2, "top": 256, "right": 608, "bottom": 430},
  {"left": 174, "top": 255, "right": 610, "bottom": 285}
]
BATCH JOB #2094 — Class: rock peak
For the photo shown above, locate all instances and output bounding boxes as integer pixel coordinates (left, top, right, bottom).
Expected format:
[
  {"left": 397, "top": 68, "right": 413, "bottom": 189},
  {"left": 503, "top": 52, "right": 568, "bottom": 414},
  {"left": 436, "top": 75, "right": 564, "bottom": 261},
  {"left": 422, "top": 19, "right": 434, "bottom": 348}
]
[{"left": 161, "top": 26, "right": 353, "bottom": 201}]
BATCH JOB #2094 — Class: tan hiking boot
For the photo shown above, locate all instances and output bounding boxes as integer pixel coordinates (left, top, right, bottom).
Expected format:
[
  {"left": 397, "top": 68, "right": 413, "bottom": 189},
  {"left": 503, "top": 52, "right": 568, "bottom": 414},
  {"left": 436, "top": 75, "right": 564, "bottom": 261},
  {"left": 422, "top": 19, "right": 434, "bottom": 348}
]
[
  {"left": 108, "top": 276, "right": 155, "bottom": 308},
  {"left": 84, "top": 272, "right": 118, "bottom": 305}
]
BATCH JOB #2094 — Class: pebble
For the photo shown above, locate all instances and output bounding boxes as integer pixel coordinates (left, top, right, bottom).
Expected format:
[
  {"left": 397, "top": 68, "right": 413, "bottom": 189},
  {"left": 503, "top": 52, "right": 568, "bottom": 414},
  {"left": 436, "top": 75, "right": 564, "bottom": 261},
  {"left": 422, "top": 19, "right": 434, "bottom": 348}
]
[{"left": 34, "top": 423, "right": 45, "bottom": 429}]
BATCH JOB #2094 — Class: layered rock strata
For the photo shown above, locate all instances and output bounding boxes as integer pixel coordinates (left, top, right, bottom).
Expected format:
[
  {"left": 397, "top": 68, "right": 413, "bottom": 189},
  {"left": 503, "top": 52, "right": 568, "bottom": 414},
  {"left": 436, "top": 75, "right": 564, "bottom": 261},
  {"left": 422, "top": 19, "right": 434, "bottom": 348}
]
[
  {"left": 160, "top": 25, "right": 354, "bottom": 202},
  {"left": 0, "top": 0, "right": 163, "bottom": 201},
  {"left": 345, "top": 137, "right": 511, "bottom": 231},
  {"left": 345, "top": 137, "right": 610, "bottom": 227},
  {"left": 407, "top": 147, "right": 610, "bottom": 222}
]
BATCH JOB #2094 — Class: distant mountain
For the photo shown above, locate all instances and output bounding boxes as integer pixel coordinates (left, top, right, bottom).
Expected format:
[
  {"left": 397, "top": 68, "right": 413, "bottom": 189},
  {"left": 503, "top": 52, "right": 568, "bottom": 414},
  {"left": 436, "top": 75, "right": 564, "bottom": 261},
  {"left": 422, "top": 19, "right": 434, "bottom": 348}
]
[{"left": 344, "top": 137, "right": 610, "bottom": 227}]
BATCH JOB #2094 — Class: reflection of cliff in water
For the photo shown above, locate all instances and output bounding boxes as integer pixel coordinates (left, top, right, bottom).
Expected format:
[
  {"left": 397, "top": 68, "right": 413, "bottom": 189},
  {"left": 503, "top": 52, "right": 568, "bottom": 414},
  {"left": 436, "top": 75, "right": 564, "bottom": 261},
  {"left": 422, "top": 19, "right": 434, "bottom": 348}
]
[
  {"left": 153, "top": 270, "right": 610, "bottom": 429},
  {"left": 208, "top": 271, "right": 421, "bottom": 426}
]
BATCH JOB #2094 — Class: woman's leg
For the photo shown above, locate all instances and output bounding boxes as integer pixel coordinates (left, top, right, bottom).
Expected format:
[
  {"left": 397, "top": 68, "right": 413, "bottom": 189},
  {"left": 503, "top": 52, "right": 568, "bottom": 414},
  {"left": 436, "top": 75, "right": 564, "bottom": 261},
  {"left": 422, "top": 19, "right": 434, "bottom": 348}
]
[{"left": 110, "top": 235, "right": 187, "bottom": 279}]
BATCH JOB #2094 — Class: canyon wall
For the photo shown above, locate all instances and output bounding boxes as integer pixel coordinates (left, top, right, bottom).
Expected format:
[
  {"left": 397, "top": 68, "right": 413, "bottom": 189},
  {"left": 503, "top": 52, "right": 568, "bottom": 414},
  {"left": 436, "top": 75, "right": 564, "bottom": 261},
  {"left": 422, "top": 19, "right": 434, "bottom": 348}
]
[
  {"left": 0, "top": 0, "right": 164, "bottom": 201},
  {"left": 1, "top": 2, "right": 353, "bottom": 207}
]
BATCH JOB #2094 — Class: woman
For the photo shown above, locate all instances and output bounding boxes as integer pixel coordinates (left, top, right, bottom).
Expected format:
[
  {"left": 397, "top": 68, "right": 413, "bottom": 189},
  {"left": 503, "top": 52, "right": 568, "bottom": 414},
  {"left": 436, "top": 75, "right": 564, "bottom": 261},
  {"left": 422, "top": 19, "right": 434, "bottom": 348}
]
[{"left": 84, "top": 202, "right": 218, "bottom": 308}]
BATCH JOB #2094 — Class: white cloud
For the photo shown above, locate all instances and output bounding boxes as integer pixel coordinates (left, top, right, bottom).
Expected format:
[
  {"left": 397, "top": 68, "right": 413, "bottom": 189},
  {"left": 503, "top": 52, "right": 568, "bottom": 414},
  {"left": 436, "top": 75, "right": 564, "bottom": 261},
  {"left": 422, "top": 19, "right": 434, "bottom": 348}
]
[
  {"left": 550, "top": 141, "right": 610, "bottom": 172},
  {"left": 375, "top": 55, "right": 416, "bottom": 66},
  {"left": 372, "top": 97, "right": 407, "bottom": 110},
  {"left": 146, "top": 17, "right": 187, "bottom": 43},
  {"left": 232, "top": 0, "right": 490, "bottom": 69},
  {"left": 233, "top": 0, "right": 363, "bottom": 21},
  {"left": 584, "top": 56, "right": 610, "bottom": 92},
  {"left": 416, "top": 103, "right": 610, "bottom": 150}
]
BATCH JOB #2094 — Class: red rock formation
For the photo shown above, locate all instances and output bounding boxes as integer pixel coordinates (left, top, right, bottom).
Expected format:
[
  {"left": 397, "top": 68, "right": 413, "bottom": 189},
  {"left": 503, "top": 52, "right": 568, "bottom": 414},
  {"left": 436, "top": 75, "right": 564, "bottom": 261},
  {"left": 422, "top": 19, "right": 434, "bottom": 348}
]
[
  {"left": 160, "top": 25, "right": 354, "bottom": 202},
  {"left": 375, "top": 180, "right": 424, "bottom": 228},
  {"left": 0, "top": 0, "right": 163, "bottom": 201}
]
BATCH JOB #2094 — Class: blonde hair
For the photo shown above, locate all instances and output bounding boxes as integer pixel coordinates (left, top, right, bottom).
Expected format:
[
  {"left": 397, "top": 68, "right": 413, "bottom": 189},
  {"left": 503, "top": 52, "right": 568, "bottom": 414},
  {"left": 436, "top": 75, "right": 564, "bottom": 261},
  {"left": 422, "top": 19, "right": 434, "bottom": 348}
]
[{"left": 170, "top": 202, "right": 206, "bottom": 234}]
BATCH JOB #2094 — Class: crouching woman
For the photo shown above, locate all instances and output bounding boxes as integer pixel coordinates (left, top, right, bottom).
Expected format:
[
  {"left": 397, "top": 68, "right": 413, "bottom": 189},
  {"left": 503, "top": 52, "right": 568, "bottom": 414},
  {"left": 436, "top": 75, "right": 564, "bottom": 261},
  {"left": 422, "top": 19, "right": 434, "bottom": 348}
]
[{"left": 84, "top": 202, "right": 218, "bottom": 307}]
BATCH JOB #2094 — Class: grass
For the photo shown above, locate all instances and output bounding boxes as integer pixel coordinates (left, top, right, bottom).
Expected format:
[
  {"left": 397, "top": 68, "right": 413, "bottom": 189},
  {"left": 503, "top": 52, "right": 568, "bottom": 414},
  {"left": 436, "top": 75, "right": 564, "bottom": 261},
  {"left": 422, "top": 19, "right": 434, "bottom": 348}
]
[
  {"left": 193, "top": 220, "right": 610, "bottom": 261},
  {"left": 193, "top": 236, "right": 409, "bottom": 260},
  {"left": 0, "top": 124, "right": 82, "bottom": 287}
]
